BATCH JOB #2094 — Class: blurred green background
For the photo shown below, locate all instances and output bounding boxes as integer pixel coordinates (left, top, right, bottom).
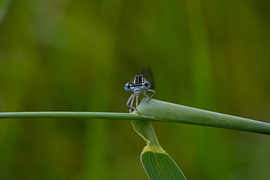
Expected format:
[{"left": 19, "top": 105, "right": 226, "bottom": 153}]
[{"left": 1, "top": 0, "right": 270, "bottom": 179}]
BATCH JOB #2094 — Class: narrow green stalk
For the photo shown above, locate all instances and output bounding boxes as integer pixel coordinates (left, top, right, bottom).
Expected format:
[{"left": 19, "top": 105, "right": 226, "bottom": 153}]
[
  {"left": 0, "top": 112, "right": 151, "bottom": 121},
  {"left": 1, "top": 98, "right": 270, "bottom": 135}
]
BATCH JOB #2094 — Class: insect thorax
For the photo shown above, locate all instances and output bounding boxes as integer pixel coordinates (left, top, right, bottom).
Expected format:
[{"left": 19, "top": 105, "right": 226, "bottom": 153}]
[{"left": 134, "top": 75, "right": 145, "bottom": 84}]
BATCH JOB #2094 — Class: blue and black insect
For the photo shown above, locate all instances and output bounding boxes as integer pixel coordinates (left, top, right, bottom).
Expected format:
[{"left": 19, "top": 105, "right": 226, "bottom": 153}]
[{"left": 124, "top": 67, "right": 156, "bottom": 114}]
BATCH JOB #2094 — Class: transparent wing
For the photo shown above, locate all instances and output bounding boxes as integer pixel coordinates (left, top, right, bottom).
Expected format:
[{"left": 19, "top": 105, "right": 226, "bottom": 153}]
[{"left": 140, "top": 67, "right": 156, "bottom": 89}]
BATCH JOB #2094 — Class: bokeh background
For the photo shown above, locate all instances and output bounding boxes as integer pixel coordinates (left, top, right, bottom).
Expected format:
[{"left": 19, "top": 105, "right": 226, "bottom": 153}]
[{"left": 1, "top": 0, "right": 270, "bottom": 179}]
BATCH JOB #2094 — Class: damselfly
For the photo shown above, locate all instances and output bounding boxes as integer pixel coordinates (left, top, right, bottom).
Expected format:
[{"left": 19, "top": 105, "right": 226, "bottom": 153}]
[{"left": 124, "top": 67, "right": 156, "bottom": 114}]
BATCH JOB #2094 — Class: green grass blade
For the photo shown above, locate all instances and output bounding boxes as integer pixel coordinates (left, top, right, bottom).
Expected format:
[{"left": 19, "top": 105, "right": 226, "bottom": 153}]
[
  {"left": 137, "top": 98, "right": 270, "bottom": 135},
  {"left": 130, "top": 120, "right": 187, "bottom": 180},
  {"left": 130, "top": 120, "right": 160, "bottom": 148},
  {"left": 141, "top": 145, "right": 187, "bottom": 180},
  {"left": 1, "top": 98, "right": 269, "bottom": 135}
]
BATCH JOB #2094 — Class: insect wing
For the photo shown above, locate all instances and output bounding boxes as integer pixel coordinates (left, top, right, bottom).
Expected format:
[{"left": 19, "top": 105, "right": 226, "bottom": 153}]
[{"left": 140, "top": 67, "right": 156, "bottom": 89}]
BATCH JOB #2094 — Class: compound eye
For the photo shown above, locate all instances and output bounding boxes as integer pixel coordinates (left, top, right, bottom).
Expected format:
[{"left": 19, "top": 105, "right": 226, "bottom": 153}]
[
  {"left": 143, "top": 81, "right": 151, "bottom": 90},
  {"left": 124, "top": 83, "right": 132, "bottom": 92}
]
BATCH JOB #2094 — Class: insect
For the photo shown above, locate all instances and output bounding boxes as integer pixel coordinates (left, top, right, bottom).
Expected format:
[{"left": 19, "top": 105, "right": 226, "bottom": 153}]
[{"left": 124, "top": 67, "right": 156, "bottom": 114}]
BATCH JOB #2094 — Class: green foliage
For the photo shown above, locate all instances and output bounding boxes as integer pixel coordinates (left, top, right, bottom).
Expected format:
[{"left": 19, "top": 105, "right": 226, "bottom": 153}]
[
  {"left": 141, "top": 150, "right": 186, "bottom": 180},
  {"left": 137, "top": 98, "right": 270, "bottom": 135},
  {"left": 1, "top": 98, "right": 270, "bottom": 179},
  {"left": 1, "top": 0, "right": 270, "bottom": 179},
  {"left": 131, "top": 120, "right": 186, "bottom": 179}
]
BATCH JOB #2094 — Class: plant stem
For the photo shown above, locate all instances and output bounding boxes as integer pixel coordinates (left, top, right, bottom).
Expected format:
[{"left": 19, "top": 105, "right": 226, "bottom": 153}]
[
  {"left": 1, "top": 98, "right": 270, "bottom": 136},
  {"left": 0, "top": 112, "right": 151, "bottom": 121}
]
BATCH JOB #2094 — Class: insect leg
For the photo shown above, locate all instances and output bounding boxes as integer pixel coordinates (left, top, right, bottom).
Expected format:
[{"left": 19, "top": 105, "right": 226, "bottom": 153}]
[
  {"left": 146, "top": 89, "right": 156, "bottom": 103},
  {"left": 126, "top": 94, "right": 141, "bottom": 114},
  {"left": 133, "top": 94, "right": 140, "bottom": 114},
  {"left": 136, "top": 94, "right": 139, "bottom": 108},
  {"left": 142, "top": 91, "right": 150, "bottom": 98},
  {"left": 130, "top": 94, "right": 135, "bottom": 112},
  {"left": 127, "top": 94, "right": 136, "bottom": 112}
]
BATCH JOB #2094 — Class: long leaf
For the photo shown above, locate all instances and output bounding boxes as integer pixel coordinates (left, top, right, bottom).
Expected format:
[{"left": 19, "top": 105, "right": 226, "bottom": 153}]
[
  {"left": 0, "top": 99, "right": 270, "bottom": 135},
  {"left": 136, "top": 98, "right": 270, "bottom": 135},
  {"left": 131, "top": 120, "right": 187, "bottom": 180}
]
